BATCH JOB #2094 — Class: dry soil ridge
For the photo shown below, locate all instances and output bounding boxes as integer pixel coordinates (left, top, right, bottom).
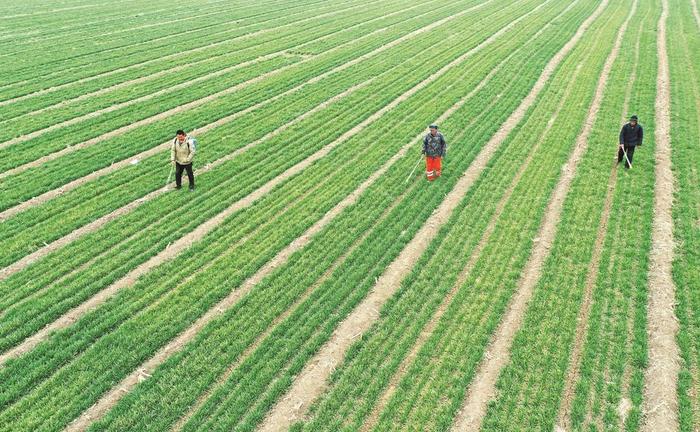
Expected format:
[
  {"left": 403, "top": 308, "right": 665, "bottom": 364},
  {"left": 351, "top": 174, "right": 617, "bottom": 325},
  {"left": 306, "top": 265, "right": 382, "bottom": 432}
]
[{"left": 641, "top": 0, "right": 680, "bottom": 429}]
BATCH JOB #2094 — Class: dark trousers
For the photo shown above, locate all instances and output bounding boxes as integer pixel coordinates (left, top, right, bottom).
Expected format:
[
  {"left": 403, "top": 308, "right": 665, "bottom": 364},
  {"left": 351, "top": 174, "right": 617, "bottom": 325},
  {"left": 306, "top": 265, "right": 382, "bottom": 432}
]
[
  {"left": 617, "top": 145, "right": 635, "bottom": 168},
  {"left": 175, "top": 162, "right": 194, "bottom": 187}
]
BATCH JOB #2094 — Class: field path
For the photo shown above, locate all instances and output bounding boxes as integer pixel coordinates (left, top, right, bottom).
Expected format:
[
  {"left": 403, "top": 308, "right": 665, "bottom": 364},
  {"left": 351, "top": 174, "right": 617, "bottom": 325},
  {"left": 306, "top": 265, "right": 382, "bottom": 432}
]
[
  {"left": 641, "top": 0, "right": 680, "bottom": 430},
  {"left": 451, "top": 0, "right": 633, "bottom": 428},
  {"left": 259, "top": 1, "right": 610, "bottom": 428},
  {"left": 691, "top": 0, "right": 700, "bottom": 28},
  {"left": 0, "top": 0, "right": 504, "bottom": 365}
]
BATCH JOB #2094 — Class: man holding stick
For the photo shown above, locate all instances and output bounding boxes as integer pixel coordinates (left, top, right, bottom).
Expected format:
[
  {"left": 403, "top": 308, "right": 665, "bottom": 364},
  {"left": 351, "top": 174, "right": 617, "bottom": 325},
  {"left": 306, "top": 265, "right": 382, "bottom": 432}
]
[{"left": 618, "top": 115, "right": 643, "bottom": 169}]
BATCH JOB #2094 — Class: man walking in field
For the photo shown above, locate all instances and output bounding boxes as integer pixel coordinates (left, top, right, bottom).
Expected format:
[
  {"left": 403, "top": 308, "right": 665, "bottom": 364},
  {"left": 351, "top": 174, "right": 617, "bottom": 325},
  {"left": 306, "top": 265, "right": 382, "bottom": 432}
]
[
  {"left": 422, "top": 124, "right": 446, "bottom": 181},
  {"left": 618, "top": 115, "right": 643, "bottom": 168},
  {"left": 171, "top": 129, "right": 197, "bottom": 190}
]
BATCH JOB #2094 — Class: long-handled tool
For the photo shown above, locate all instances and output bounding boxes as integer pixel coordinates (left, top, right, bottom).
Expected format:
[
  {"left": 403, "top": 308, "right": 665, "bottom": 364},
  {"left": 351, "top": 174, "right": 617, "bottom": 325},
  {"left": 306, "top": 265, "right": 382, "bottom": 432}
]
[
  {"left": 165, "top": 163, "right": 174, "bottom": 188},
  {"left": 619, "top": 144, "right": 633, "bottom": 168},
  {"left": 405, "top": 154, "right": 423, "bottom": 183}
]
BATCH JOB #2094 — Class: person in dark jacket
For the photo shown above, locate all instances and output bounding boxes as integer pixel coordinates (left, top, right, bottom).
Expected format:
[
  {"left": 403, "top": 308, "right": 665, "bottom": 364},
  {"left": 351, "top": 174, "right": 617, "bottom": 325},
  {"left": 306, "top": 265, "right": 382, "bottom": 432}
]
[
  {"left": 618, "top": 115, "right": 643, "bottom": 168},
  {"left": 422, "top": 124, "right": 446, "bottom": 181}
]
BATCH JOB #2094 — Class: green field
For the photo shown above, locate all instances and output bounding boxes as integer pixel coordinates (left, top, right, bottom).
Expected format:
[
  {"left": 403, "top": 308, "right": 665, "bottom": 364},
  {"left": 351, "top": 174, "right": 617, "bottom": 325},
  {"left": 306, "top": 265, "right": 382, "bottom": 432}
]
[{"left": 0, "top": 0, "right": 697, "bottom": 430}]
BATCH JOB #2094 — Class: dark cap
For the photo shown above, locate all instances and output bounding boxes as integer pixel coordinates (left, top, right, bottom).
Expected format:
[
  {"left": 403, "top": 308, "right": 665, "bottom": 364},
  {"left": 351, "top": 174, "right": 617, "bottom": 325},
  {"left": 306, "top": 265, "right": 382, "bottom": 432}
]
[
  {"left": 630, "top": 115, "right": 638, "bottom": 121},
  {"left": 429, "top": 124, "right": 438, "bottom": 129}
]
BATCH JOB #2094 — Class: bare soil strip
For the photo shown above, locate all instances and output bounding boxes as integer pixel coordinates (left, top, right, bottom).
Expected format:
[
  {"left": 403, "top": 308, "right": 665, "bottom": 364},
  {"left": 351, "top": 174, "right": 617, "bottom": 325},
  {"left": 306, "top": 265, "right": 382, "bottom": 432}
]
[
  {"left": 259, "top": 2, "right": 611, "bottom": 429},
  {"left": 692, "top": 0, "right": 700, "bottom": 29},
  {"left": 0, "top": 0, "right": 501, "bottom": 364},
  {"left": 451, "top": 1, "right": 636, "bottom": 429},
  {"left": 0, "top": 0, "right": 489, "bottom": 220},
  {"left": 0, "top": 0, "right": 375, "bottom": 107},
  {"left": 641, "top": 0, "right": 680, "bottom": 430}
]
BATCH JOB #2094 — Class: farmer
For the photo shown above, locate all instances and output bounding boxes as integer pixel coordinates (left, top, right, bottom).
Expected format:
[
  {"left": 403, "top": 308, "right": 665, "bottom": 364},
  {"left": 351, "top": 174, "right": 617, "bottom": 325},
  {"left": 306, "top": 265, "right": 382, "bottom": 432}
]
[
  {"left": 422, "top": 124, "right": 446, "bottom": 181},
  {"left": 171, "top": 129, "right": 197, "bottom": 190},
  {"left": 618, "top": 115, "right": 643, "bottom": 168}
]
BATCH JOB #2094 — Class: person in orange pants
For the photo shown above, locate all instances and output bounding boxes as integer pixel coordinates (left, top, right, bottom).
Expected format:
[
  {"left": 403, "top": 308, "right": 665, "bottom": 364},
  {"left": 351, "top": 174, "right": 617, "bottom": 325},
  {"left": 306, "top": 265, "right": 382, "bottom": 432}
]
[{"left": 422, "top": 124, "right": 446, "bottom": 181}]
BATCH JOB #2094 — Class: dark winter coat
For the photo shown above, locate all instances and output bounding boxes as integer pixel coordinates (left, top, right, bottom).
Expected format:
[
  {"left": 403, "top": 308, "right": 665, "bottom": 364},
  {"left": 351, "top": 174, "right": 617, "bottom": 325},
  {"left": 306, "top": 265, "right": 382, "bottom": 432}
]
[
  {"left": 422, "top": 132, "right": 446, "bottom": 157},
  {"left": 619, "top": 122, "right": 643, "bottom": 146}
]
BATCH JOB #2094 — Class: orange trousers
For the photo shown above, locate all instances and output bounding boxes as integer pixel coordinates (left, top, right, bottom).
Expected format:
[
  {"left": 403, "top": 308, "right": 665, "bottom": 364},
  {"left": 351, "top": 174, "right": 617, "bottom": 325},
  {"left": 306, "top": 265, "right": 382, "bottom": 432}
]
[{"left": 425, "top": 156, "right": 442, "bottom": 181}]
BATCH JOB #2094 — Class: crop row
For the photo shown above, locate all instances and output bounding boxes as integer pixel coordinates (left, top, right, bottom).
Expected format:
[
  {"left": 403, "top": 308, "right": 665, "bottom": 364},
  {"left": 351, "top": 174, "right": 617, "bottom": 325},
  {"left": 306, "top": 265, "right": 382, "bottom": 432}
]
[
  {"left": 0, "top": 1, "right": 559, "bottom": 429},
  {"left": 669, "top": 0, "right": 700, "bottom": 430},
  {"left": 0, "top": 0, "right": 524, "bottom": 355},
  {"left": 564, "top": 3, "right": 656, "bottom": 429},
  {"left": 0, "top": 0, "right": 416, "bottom": 157},
  {"left": 0, "top": 0, "right": 379, "bottom": 98},
  {"left": 0, "top": 0, "right": 397, "bottom": 121},
  {"left": 0, "top": 0, "right": 199, "bottom": 35},
  {"left": 0, "top": 0, "right": 480, "bottom": 215},
  {"left": 0, "top": 0, "right": 487, "bottom": 270},
  {"left": 1, "top": 0, "right": 220, "bottom": 35},
  {"left": 477, "top": 2, "right": 650, "bottom": 430},
  {"left": 293, "top": 1, "right": 625, "bottom": 429},
  {"left": 1, "top": 0, "right": 325, "bottom": 61},
  {"left": 88, "top": 3, "right": 590, "bottom": 429}
]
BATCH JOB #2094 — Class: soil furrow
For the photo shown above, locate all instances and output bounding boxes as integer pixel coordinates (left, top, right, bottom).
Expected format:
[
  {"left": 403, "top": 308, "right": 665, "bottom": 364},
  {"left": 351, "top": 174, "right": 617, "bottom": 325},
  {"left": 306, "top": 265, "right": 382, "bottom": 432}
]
[{"left": 641, "top": 0, "right": 680, "bottom": 429}]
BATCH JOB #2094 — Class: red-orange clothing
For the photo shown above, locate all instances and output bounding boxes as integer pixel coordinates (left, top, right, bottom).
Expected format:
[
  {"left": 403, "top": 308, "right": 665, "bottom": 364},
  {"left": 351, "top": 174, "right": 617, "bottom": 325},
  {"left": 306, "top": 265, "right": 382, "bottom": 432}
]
[{"left": 425, "top": 156, "right": 442, "bottom": 181}]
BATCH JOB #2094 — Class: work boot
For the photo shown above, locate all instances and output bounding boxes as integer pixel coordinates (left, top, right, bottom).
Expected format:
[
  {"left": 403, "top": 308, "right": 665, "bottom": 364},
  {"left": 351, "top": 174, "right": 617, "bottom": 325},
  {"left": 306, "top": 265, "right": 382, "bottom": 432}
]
[
  {"left": 175, "top": 185, "right": 182, "bottom": 190},
  {"left": 189, "top": 185, "right": 195, "bottom": 191}
]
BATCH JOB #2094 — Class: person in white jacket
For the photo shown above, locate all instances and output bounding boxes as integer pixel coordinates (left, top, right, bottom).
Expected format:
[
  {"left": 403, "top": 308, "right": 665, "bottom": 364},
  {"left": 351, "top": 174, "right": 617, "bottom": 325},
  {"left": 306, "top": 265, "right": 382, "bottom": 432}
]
[{"left": 171, "top": 129, "right": 197, "bottom": 190}]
